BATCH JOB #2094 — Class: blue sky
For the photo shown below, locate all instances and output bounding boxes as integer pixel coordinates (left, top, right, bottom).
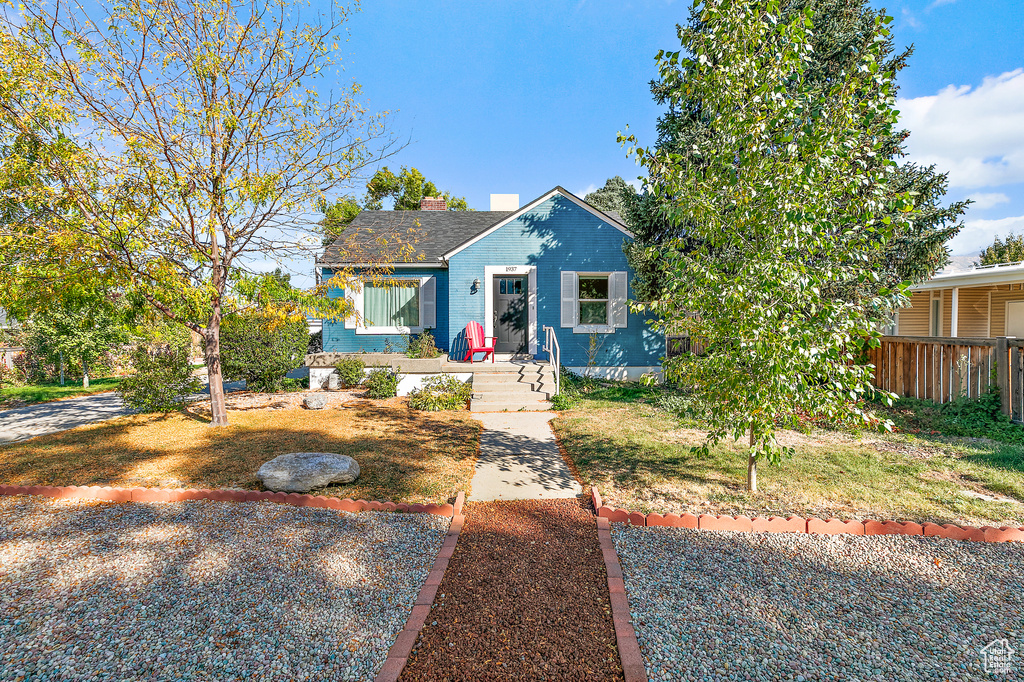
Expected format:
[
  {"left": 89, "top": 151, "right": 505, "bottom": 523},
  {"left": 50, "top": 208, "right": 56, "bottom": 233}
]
[{"left": 323, "top": 0, "right": 1023, "bottom": 262}]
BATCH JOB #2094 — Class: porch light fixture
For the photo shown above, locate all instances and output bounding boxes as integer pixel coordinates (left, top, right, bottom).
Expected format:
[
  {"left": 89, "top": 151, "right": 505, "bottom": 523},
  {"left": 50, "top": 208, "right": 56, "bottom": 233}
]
[{"left": 472, "top": 278, "right": 481, "bottom": 293}]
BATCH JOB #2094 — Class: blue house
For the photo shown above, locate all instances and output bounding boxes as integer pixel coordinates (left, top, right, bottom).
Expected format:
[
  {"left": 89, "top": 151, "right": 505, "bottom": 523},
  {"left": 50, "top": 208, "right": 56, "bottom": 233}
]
[{"left": 317, "top": 187, "right": 663, "bottom": 379}]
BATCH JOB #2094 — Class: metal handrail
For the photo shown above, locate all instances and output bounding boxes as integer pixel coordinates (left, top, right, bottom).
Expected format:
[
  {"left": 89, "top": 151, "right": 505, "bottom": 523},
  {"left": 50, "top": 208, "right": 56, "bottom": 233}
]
[{"left": 542, "top": 325, "right": 560, "bottom": 396}]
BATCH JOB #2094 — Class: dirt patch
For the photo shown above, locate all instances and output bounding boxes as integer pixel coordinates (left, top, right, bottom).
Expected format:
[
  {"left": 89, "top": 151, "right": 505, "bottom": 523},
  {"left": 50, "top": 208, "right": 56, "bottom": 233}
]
[
  {"left": 184, "top": 389, "right": 365, "bottom": 415},
  {"left": 399, "top": 499, "right": 623, "bottom": 682},
  {"left": 664, "top": 426, "right": 869, "bottom": 450}
]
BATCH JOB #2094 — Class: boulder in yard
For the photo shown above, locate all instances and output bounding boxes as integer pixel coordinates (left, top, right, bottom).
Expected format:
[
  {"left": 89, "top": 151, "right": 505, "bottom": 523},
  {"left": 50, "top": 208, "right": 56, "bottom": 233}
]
[
  {"left": 257, "top": 452, "right": 360, "bottom": 492},
  {"left": 303, "top": 394, "right": 329, "bottom": 410}
]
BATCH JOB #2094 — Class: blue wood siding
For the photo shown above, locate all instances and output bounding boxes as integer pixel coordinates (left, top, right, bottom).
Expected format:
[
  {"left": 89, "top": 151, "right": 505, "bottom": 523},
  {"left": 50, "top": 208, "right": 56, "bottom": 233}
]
[
  {"left": 321, "top": 267, "right": 450, "bottom": 353},
  {"left": 447, "top": 194, "right": 662, "bottom": 367}
]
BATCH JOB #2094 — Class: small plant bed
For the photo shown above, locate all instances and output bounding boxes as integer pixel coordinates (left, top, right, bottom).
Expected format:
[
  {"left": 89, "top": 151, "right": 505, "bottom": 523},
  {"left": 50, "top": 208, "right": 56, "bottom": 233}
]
[
  {"left": 0, "top": 403, "right": 480, "bottom": 504},
  {"left": 552, "top": 385, "right": 1024, "bottom": 528},
  {"left": 0, "top": 377, "right": 122, "bottom": 409},
  {"left": 399, "top": 499, "right": 624, "bottom": 681}
]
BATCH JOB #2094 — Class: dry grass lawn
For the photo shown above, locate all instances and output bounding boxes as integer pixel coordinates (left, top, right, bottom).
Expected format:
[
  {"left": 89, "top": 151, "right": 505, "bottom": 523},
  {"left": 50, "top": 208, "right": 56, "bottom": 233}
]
[
  {"left": 0, "top": 400, "right": 480, "bottom": 504},
  {"left": 554, "top": 399, "right": 1024, "bottom": 528}
]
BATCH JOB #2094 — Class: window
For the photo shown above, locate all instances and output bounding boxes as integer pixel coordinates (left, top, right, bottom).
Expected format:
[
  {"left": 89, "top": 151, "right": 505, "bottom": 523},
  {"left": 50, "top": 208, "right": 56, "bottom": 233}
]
[
  {"left": 930, "top": 297, "right": 941, "bottom": 337},
  {"left": 346, "top": 276, "right": 436, "bottom": 334},
  {"left": 561, "top": 271, "right": 627, "bottom": 333},
  {"left": 578, "top": 276, "right": 609, "bottom": 326},
  {"left": 364, "top": 282, "right": 419, "bottom": 328}
]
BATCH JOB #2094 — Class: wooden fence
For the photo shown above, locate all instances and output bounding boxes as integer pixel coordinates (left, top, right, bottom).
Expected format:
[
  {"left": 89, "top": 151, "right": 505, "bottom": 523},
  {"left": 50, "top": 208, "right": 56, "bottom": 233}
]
[{"left": 868, "top": 336, "right": 1024, "bottom": 421}]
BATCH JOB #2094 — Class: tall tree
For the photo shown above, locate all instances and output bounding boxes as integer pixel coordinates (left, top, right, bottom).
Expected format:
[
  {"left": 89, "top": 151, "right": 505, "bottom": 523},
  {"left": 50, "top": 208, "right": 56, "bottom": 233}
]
[
  {"left": 317, "top": 197, "right": 362, "bottom": 246},
  {"left": 977, "top": 233, "right": 1024, "bottom": 267},
  {"left": 622, "top": 0, "right": 909, "bottom": 491},
  {"left": 623, "top": 0, "right": 967, "bottom": 306},
  {"left": 27, "top": 292, "right": 131, "bottom": 388},
  {"left": 0, "top": 0, "right": 413, "bottom": 426},
  {"left": 364, "top": 166, "right": 469, "bottom": 211},
  {"left": 583, "top": 176, "right": 630, "bottom": 214}
]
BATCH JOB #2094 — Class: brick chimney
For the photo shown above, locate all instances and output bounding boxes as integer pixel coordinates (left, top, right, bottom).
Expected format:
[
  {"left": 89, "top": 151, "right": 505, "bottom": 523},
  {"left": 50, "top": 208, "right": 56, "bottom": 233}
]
[{"left": 419, "top": 196, "right": 447, "bottom": 211}]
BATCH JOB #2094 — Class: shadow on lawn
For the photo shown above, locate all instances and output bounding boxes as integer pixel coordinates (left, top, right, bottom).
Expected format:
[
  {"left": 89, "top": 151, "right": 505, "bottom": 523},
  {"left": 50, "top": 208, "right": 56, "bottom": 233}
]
[
  {"left": 0, "top": 404, "right": 481, "bottom": 504},
  {"left": 555, "top": 423, "right": 744, "bottom": 492}
]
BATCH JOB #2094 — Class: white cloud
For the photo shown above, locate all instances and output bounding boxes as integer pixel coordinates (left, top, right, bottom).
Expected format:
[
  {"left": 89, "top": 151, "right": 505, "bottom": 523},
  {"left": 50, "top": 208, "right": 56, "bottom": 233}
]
[
  {"left": 899, "top": 69, "right": 1024, "bottom": 189},
  {"left": 966, "top": 192, "right": 1011, "bottom": 210},
  {"left": 928, "top": 0, "right": 957, "bottom": 9},
  {"left": 576, "top": 183, "right": 599, "bottom": 198},
  {"left": 948, "top": 214, "right": 1024, "bottom": 256}
]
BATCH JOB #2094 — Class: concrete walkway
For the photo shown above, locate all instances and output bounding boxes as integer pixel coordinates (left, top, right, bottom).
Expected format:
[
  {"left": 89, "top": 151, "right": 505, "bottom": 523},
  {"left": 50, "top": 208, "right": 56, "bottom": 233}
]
[
  {"left": 0, "top": 393, "right": 130, "bottom": 445},
  {"left": 469, "top": 412, "right": 583, "bottom": 501}
]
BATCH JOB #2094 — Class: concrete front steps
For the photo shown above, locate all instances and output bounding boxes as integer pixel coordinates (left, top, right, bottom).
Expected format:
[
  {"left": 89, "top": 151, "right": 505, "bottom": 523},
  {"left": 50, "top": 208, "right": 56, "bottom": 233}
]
[{"left": 469, "top": 362, "right": 555, "bottom": 412}]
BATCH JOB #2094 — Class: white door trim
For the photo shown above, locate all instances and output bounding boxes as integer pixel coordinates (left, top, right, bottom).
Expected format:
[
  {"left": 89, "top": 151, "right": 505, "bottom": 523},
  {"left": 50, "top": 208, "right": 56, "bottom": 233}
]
[
  {"left": 1006, "top": 299, "right": 1024, "bottom": 338},
  {"left": 484, "top": 265, "right": 537, "bottom": 355}
]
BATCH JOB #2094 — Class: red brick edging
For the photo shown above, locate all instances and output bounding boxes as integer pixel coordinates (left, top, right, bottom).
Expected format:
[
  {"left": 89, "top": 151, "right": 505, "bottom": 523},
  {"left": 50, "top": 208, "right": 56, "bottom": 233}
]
[
  {"left": 591, "top": 487, "right": 1024, "bottom": 543},
  {"left": 375, "top": 495, "right": 465, "bottom": 682},
  {"left": 0, "top": 484, "right": 461, "bottom": 517},
  {"left": 597, "top": 515, "right": 648, "bottom": 682}
]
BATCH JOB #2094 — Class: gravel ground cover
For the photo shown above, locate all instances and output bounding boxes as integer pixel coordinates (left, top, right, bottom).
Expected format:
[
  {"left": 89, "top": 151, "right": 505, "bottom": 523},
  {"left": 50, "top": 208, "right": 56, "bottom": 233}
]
[
  {"left": 613, "top": 525, "right": 1024, "bottom": 681},
  {"left": 400, "top": 499, "right": 623, "bottom": 681},
  {"left": 0, "top": 495, "right": 449, "bottom": 681}
]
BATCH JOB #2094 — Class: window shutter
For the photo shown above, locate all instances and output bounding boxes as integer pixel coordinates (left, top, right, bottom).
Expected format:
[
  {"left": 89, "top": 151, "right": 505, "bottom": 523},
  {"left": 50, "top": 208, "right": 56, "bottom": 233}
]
[
  {"left": 344, "top": 283, "right": 361, "bottom": 330},
  {"left": 421, "top": 276, "right": 437, "bottom": 329},
  {"left": 610, "top": 271, "right": 628, "bottom": 328},
  {"left": 561, "top": 271, "right": 577, "bottom": 328}
]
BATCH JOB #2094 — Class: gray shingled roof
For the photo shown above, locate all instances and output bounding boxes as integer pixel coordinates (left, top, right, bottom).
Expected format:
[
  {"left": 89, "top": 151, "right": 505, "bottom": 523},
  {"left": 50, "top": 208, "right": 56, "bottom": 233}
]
[{"left": 319, "top": 210, "right": 511, "bottom": 266}]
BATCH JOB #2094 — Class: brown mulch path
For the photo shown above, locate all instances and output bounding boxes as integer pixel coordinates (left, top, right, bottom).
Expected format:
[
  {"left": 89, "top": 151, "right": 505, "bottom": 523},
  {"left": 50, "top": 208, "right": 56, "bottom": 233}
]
[{"left": 399, "top": 498, "right": 623, "bottom": 682}]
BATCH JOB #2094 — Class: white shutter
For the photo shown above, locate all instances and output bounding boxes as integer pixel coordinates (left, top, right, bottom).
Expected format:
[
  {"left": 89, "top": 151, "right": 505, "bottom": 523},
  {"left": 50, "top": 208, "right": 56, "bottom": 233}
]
[
  {"left": 561, "top": 271, "right": 577, "bottom": 328},
  {"left": 343, "top": 287, "right": 356, "bottom": 329},
  {"left": 420, "top": 276, "right": 436, "bottom": 329},
  {"left": 610, "top": 271, "right": 628, "bottom": 328},
  {"left": 344, "top": 283, "right": 362, "bottom": 329}
]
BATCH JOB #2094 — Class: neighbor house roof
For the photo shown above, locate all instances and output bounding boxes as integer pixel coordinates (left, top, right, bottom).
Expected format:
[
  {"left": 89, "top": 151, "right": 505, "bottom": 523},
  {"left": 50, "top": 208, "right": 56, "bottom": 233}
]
[
  {"left": 318, "top": 186, "right": 631, "bottom": 268},
  {"left": 910, "top": 260, "right": 1024, "bottom": 291},
  {"left": 318, "top": 210, "right": 511, "bottom": 267}
]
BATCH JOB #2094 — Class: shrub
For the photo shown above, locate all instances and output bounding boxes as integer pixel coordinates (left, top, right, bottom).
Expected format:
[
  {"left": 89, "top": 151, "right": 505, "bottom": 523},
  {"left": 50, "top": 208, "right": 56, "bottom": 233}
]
[
  {"left": 219, "top": 310, "right": 308, "bottom": 393},
  {"left": 335, "top": 357, "right": 366, "bottom": 387},
  {"left": 405, "top": 328, "right": 441, "bottom": 359},
  {"left": 364, "top": 367, "right": 400, "bottom": 399},
  {"left": 117, "top": 343, "right": 201, "bottom": 413},
  {"left": 409, "top": 374, "right": 471, "bottom": 411}
]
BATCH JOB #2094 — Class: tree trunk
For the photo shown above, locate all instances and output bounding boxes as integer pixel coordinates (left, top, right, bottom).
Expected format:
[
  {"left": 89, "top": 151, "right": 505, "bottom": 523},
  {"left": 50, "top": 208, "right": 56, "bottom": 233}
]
[
  {"left": 59, "top": 351, "right": 65, "bottom": 386},
  {"left": 747, "top": 428, "right": 757, "bottom": 493},
  {"left": 204, "top": 320, "right": 229, "bottom": 427},
  {"left": 82, "top": 360, "right": 89, "bottom": 389}
]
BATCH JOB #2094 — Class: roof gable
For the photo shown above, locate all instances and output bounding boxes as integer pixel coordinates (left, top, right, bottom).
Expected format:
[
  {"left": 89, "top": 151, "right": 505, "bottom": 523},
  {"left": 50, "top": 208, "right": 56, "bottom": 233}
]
[
  {"left": 441, "top": 187, "right": 632, "bottom": 260},
  {"left": 318, "top": 186, "right": 630, "bottom": 267}
]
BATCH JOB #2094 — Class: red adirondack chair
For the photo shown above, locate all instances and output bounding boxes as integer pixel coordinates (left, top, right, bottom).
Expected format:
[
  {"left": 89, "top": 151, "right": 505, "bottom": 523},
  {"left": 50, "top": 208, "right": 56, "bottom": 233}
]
[{"left": 462, "top": 320, "right": 496, "bottom": 363}]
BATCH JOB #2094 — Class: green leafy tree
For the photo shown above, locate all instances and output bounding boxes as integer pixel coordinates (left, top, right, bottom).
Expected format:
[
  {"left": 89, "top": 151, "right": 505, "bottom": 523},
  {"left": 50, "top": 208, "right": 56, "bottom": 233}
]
[
  {"left": 621, "top": 0, "right": 908, "bottom": 491},
  {"left": 364, "top": 166, "right": 469, "bottom": 211},
  {"left": 219, "top": 310, "right": 308, "bottom": 393},
  {"left": 27, "top": 295, "right": 130, "bottom": 388},
  {"left": 623, "top": 0, "right": 967, "bottom": 307},
  {"left": 583, "top": 176, "right": 631, "bottom": 214},
  {"left": 317, "top": 197, "right": 362, "bottom": 247},
  {"left": 977, "top": 233, "right": 1024, "bottom": 266},
  {"left": 0, "top": 0, "right": 414, "bottom": 426}
]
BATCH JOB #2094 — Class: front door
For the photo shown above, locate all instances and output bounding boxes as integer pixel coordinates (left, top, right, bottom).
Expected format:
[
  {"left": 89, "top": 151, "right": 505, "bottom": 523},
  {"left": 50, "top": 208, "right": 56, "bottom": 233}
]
[{"left": 493, "top": 276, "right": 527, "bottom": 353}]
